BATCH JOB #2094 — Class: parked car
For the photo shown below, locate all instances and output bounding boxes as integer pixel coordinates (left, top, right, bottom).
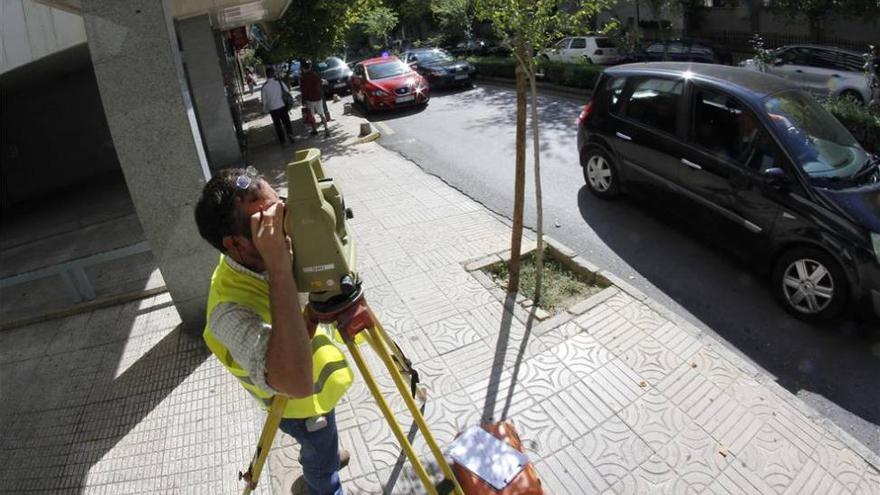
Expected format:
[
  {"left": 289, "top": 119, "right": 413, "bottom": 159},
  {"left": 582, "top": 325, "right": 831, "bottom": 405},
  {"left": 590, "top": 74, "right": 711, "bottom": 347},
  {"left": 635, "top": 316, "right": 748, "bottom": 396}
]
[
  {"left": 577, "top": 62, "right": 880, "bottom": 322},
  {"left": 284, "top": 59, "right": 301, "bottom": 86},
  {"left": 317, "top": 57, "right": 352, "bottom": 97},
  {"left": 641, "top": 39, "right": 733, "bottom": 65},
  {"left": 400, "top": 48, "right": 475, "bottom": 88},
  {"left": 541, "top": 36, "right": 623, "bottom": 65},
  {"left": 349, "top": 56, "right": 430, "bottom": 112},
  {"left": 741, "top": 45, "right": 880, "bottom": 104}
]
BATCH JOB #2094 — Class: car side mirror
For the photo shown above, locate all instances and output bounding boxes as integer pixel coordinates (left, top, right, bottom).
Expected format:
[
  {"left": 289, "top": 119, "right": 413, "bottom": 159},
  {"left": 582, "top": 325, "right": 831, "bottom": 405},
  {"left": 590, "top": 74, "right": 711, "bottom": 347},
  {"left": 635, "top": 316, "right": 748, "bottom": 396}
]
[{"left": 762, "top": 167, "right": 790, "bottom": 191}]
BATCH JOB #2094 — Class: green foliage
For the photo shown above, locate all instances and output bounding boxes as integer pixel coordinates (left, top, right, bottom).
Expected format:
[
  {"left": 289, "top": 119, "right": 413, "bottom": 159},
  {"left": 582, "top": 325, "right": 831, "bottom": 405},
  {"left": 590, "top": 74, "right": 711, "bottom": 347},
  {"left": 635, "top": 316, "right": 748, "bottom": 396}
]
[
  {"left": 270, "top": 0, "right": 378, "bottom": 61},
  {"left": 468, "top": 56, "right": 603, "bottom": 89},
  {"left": 239, "top": 48, "right": 260, "bottom": 69},
  {"left": 360, "top": 6, "right": 399, "bottom": 42},
  {"left": 750, "top": 34, "right": 776, "bottom": 73},
  {"left": 467, "top": 55, "right": 517, "bottom": 77},
  {"left": 486, "top": 250, "right": 602, "bottom": 312},
  {"left": 822, "top": 97, "right": 880, "bottom": 153},
  {"left": 432, "top": 0, "right": 474, "bottom": 42}
]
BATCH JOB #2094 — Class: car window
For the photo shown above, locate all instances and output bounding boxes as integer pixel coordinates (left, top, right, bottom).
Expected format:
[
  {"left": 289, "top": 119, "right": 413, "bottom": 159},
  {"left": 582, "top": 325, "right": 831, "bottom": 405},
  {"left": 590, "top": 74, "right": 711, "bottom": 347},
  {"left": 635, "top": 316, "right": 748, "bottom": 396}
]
[
  {"left": 623, "top": 77, "right": 683, "bottom": 135},
  {"left": 556, "top": 38, "right": 571, "bottom": 49},
  {"left": 570, "top": 38, "right": 587, "bottom": 49},
  {"left": 603, "top": 76, "right": 627, "bottom": 115},
  {"left": 691, "top": 88, "right": 776, "bottom": 170},
  {"left": 366, "top": 61, "right": 411, "bottom": 80},
  {"left": 595, "top": 38, "right": 616, "bottom": 48},
  {"left": 778, "top": 47, "right": 810, "bottom": 65},
  {"left": 690, "top": 44, "right": 713, "bottom": 56},
  {"left": 646, "top": 42, "right": 665, "bottom": 54},
  {"left": 839, "top": 54, "right": 864, "bottom": 72},
  {"left": 414, "top": 49, "right": 454, "bottom": 63},
  {"left": 808, "top": 49, "right": 843, "bottom": 70},
  {"left": 668, "top": 41, "right": 685, "bottom": 54}
]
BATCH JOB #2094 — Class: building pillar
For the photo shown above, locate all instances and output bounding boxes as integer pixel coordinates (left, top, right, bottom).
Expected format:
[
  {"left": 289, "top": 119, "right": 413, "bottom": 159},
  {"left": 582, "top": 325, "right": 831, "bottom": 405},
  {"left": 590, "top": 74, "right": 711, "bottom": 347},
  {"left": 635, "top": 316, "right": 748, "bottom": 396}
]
[
  {"left": 177, "top": 15, "right": 243, "bottom": 171},
  {"left": 81, "top": 0, "right": 216, "bottom": 332}
]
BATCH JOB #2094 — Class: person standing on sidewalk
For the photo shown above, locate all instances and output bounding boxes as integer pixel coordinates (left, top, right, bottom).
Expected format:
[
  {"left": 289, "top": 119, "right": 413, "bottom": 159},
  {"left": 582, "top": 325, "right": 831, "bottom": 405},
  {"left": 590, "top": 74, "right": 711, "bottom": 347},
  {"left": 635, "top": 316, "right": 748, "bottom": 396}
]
[
  {"left": 301, "top": 61, "right": 330, "bottom": 137},
  {"left": 195, "top": 168, "right": 352, "bottom": 495},
  {"left": 261, "top": 67, "right": 296, "bottom": 145}
]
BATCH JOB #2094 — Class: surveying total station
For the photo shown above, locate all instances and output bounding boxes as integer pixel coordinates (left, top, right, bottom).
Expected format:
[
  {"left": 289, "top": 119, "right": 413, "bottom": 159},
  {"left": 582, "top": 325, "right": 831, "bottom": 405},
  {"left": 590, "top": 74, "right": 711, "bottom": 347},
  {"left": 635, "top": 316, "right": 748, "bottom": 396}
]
[{"left": 238, "top": 148, "right": 465, "bottom": 495}]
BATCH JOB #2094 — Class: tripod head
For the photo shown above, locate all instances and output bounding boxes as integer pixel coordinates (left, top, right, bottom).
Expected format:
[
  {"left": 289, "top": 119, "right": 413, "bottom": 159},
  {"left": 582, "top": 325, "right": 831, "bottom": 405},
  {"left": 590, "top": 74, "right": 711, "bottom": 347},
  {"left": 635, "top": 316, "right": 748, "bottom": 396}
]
[{"left": 285, "top": 148, "right": 358, "bottom": 306}]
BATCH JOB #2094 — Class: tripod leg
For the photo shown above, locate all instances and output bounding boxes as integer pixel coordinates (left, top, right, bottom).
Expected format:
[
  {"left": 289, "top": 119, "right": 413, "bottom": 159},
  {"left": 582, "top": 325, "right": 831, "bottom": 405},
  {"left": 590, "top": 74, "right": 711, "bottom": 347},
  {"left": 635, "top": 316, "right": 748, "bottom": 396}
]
[
  {"left": 363, "top": 323, "right": 465, "bottom": 495},
  {"left": 241, "top": 395, "right": 286, "bottom": 495},
  {"left": 343, "top": 337, "right": 439, "bottom": 495}
]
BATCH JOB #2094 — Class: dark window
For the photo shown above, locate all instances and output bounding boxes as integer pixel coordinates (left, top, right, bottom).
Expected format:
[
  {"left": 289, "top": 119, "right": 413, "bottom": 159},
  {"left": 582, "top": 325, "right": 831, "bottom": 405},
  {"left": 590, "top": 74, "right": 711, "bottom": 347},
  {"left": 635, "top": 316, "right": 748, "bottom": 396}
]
[
  {"left": 691, "top": 88, "right": 776, "bottom": 170},
  {"left": 556, "top": 38, "right": 571, "bottom": 49},
  {"left": 839, "top": 54, "right": 864, "bottom": 72},
  {"left": 595, "top": 38, "right": 616, "bottom": 48},
  {"left": 605, "top": 76, "right": 627, "bottom": 114},
  {"left": 570, "top": 38, "right": 587, "bottom": 49},
  {"left": 778, "top": 47, "right": 810, "bottom": 65},
  {"left": 689, "top": 44, "right": 713, "bottom": 57},
  {"left": 668, "top": 41, "right": 686, "bottom": 54},
  {"left": 646, "top": 42, "right": 665, "bottom": 54},
  {"left": 623, "top": 77, "right": 683, "bottom": 134},
  {"left": 808, "top": 49, "right": 842, "bottom": 70}
]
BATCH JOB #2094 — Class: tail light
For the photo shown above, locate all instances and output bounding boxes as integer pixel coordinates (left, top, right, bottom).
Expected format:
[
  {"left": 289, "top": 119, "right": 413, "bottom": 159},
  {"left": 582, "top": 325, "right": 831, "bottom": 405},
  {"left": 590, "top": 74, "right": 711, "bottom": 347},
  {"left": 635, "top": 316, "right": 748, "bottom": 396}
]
[{"left": 577, "top": 101, "right": 593, "bottom": 125}]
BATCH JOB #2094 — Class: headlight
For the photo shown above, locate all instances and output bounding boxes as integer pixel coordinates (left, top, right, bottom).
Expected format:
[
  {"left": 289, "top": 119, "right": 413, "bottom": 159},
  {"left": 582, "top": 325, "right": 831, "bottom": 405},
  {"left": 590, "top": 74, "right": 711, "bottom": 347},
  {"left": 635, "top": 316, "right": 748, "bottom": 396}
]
[
  {"left": 872, "top": 232, "right": 880, "bottom": 263},
  {"left": 373, "top": 89, "right": 388, "bottom": 96}
]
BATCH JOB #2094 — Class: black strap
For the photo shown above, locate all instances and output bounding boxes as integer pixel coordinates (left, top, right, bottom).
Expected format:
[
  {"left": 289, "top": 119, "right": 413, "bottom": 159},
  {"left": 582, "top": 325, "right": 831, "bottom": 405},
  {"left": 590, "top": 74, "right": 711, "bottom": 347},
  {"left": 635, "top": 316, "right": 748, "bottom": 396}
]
[{"left": 389, "top": 338, "right": 420, "bottom": 398}]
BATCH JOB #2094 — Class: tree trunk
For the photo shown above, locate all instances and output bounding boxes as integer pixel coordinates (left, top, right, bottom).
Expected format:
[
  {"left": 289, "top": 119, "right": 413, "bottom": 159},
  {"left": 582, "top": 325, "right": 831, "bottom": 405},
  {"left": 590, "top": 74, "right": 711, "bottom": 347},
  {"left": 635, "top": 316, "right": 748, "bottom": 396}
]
[
  {"left": 526, "top": 51, "right": 544, "bottom": 304},
  {"left": 507, "top": 44, "right": 528, "bottom": 293}
]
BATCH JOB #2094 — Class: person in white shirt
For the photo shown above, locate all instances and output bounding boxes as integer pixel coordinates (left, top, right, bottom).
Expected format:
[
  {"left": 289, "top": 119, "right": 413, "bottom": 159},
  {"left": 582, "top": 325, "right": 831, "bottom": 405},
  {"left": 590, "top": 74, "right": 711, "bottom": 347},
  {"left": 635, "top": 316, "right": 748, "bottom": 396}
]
[{"left": 261, "top": 67, "right": 295, "bottom": 145}]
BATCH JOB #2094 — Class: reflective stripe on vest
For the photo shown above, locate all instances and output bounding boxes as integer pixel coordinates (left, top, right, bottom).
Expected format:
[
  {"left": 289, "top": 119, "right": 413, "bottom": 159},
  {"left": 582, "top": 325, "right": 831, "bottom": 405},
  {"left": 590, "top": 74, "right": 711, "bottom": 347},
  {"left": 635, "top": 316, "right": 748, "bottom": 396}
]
[{"left": 203, "top": 255, "right": 353, "bottom": 418}]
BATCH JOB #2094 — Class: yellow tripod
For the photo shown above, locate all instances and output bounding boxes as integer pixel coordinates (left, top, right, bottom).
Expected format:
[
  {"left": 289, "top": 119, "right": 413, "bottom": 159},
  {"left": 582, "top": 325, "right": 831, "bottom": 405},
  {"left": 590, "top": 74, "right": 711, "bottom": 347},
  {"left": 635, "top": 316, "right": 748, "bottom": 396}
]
[{"left": 240, "top": 293, "right": 464, "bottom": 495}]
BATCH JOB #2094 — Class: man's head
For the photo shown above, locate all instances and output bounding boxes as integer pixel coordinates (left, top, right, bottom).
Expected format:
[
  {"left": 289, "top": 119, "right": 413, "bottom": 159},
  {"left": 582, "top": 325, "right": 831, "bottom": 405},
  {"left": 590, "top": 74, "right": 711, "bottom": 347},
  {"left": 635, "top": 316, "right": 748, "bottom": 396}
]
[
  {"left": 266, "top": 67, "right": 276, "bottom": 78},
  {"left": 195, "top": 167, "right": 281, "bottom": 271},
  {"left": 303, "top": 61, "right": 312, "bottom": 72}
]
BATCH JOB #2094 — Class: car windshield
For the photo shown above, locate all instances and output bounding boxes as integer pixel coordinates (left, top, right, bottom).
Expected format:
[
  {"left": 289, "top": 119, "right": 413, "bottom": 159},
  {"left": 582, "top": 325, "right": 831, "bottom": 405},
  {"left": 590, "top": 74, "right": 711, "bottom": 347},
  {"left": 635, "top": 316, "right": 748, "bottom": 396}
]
[
  {"left": 763, "top": 90, "right": 868, "bottom": 180},
  {"left": 413, "top": 50, "right": 453, "bottom": 63},
  {"left": 318, "top": 58, "right": 345, "bottom": 72},
  {"left": 366, "top": 61, "right": 411, "bottom": 80}
]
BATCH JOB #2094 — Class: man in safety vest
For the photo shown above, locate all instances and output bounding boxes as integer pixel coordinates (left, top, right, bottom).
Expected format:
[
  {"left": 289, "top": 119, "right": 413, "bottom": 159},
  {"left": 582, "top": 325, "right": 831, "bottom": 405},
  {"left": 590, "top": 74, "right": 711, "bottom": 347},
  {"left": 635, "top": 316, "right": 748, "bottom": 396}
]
[{"left": 194, "top": 167, "right": 352, "bottom": 495}]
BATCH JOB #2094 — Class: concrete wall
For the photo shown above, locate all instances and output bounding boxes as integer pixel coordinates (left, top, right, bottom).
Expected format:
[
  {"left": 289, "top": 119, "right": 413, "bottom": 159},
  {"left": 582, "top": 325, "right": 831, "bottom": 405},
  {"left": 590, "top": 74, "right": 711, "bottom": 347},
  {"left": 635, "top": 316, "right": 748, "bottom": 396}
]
[
  {"left": 0, "top": 48, "right": 120, "bottom": 213},
  {"left": 0, "top": 0, "right": 86, "bottom": 74}
]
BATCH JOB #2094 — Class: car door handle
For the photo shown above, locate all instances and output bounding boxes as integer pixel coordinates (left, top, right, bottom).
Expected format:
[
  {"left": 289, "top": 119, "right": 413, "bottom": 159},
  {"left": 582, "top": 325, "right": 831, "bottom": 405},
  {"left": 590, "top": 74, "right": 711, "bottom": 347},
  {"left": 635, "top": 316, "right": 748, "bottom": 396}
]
[
  {"left": 831, "top": 73, "right": 841, "bottom": 78},
  {"left": 615, "top": 132, "right": 632, "bottom": 141},
  {"left": 681, "top": 158, "right": 703, "bottom": 170},
  {"left": 794, "top": 69, "right": 804, "bottom": 73}
]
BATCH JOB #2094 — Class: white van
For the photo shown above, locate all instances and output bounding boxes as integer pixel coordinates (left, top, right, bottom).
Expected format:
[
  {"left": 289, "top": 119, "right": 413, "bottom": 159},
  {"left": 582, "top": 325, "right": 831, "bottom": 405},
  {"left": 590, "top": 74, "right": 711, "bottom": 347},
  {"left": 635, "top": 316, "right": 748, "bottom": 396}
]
[{"left": 541, "top": 37, "right": 622, "bottom": 65}]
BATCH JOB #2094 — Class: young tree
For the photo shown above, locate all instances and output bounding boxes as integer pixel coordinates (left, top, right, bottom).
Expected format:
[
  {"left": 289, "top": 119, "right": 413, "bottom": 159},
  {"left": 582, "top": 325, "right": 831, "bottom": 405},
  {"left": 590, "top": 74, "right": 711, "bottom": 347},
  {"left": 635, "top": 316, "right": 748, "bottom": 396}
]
[
  {"left": 361, "top": 6, "right": 400, "bottom": 47},
  {"left": 474, "top": 0, "right": 610, "bottom": 301}
]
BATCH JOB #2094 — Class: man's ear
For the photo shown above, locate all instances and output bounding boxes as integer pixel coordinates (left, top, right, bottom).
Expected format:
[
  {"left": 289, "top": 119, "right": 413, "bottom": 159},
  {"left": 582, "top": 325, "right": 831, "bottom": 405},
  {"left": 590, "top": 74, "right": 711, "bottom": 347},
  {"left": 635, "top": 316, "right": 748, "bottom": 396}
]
[{"left": 221, "top": 235, "right": 241, "bottom": 260}]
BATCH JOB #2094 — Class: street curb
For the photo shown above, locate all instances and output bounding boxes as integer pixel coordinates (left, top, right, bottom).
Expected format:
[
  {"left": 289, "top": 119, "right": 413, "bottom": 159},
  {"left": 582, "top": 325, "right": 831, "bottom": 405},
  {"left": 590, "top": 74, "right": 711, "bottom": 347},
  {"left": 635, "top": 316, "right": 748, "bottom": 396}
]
[
  {"left": 0, "top": 286, "right": 168, "bottom": 332},
  {"left": 475, "top": 75, "right": 593, "bottom": 101},
  {"left": 351, "top": 131, "right": 380, "bottom": 145}
]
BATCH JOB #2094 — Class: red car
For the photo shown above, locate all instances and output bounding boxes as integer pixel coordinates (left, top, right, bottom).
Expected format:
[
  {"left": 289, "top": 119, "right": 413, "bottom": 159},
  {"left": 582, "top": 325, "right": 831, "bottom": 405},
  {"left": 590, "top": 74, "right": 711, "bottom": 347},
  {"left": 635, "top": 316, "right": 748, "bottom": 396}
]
[{"left": 349, "top": 56, "right": 429, "bottom": 112}]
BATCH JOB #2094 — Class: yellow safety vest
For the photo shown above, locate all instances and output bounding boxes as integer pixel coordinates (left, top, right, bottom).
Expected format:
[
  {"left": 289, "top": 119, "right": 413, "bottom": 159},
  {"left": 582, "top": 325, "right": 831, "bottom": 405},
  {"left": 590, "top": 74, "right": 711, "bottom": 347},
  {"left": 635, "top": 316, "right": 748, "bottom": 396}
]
[{"left": 203, "top": 255, "right": 353, "bottom": 418}]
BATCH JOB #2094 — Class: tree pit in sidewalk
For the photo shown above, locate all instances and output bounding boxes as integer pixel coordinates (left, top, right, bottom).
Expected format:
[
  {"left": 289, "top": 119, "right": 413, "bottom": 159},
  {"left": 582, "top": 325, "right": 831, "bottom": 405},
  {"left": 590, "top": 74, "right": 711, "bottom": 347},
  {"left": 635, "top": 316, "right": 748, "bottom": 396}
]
[{"left": 484, "top": 248, "right": 606, "bottom": 314}]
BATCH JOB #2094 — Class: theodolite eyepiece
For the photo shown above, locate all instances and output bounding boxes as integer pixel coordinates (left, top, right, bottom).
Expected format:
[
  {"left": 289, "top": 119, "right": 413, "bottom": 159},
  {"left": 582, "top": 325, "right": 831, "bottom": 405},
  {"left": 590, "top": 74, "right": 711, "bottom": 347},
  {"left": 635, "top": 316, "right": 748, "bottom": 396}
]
[{"left": 284, "top": 148, "right": 358, "bottom": 305}]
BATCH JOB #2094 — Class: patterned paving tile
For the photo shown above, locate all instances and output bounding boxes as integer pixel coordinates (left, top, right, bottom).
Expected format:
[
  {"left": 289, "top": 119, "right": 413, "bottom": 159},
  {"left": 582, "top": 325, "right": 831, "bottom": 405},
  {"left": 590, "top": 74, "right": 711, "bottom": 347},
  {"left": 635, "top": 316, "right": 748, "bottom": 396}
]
[
  {"left": 463, "top": 369, "right": 535, "bottom": 422},
  {"left": 542, "top": 381, "right": 615, "bottom": 443},
  {"left": 420, "top": 313, "right": 483, "bottom": 356},
  {"left": 764, "top": 398, "right": 825, "bottom": 458},
  {"left": 651, "top": 321, "right": 703, "bottom": 361},
  {"left": 604, "top": 292, "right": 635, "bottom": 311},
  {"left": 710, "top": 459, "right": 778, "bottom": 495},
  {"left": 780, "top": 458, "right": 849, "bottom": 495},
  {"left": 728, "top": 376, "right": 778, "bottom": 424},
  {"left": 581, "top": 358, "right": 648, "bottom": 412},
  {"left": 693, "top": 390, "right": 763, "bottom": 456},
  {"left": 853, "top": 463, "right": 880, "bottom": 495},
  {"left": 518, "top": 349, "right": 579, "bottom": 402},
  {"left": 619, "top": 335, "right": 684, "bottom": 387},
  {"left": 440, "top": 340, "right": 514, "bottom": 389},
  {"left": 537, "top": 442, "right": 610, "bottom": 494},
  {"left": 574, "top": 305, "right": 619, "bottom": 334},
  {"left": 619, "top": 389, "right": 692, "bottom": 452},
  {"left": 656, "top": 363, "right": 726, "bottom": 424},
  {"left": 574, "top": 415, "right": 653, "bottom": 487},
  {"left": 659, "top": 422, "right": 732, "bottom": 493},
  {"left": 550, "top": 332, "right": 614, "bottom": 379},
  {"left": 609, "top": 454, "right": 694, "bottom": 495},
  {"left": 590, "top": 318, "right": 645, "bottom": 357},
  {"left": 688, "top": 346, "right": 741, "bottom": 391},
  {"left": 615, "top": 301, "right": 667, "bottom": 334},
  {"left": 515, "top": 402, "right": 573, "bottom": 458},
  {"left": 737, "top": 423, "right": 810, "bottom": 493},
  {"left": 811, "top": 430, "right": 869, "bottom": 492}
]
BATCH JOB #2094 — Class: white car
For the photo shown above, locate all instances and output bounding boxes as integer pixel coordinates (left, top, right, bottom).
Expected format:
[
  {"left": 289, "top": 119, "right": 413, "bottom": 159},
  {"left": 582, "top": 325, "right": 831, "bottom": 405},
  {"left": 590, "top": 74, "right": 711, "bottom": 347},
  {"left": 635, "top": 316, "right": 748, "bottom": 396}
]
[
  {"left": 541, "top": 36, "right": 622, "bottom": 65},
  {"left": 741, "top": 45, "right": 879, "bottom": 104}
]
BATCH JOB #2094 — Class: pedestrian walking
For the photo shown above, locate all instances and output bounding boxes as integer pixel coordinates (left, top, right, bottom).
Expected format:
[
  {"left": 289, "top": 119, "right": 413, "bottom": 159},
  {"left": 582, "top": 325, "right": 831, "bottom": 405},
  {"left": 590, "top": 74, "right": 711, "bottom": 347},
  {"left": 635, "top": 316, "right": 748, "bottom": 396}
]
[
  {"left": 245, "top": 69, "right": 256, "bottom": 94},
  {"left": 301, "top": 61, "right": 330, "bottom": 138},
  {"left": 261, "top": 67, "right": 295, "bottom": 145},
  {"left": 195, "top": 168, "right": 353, "bottom": 494}
]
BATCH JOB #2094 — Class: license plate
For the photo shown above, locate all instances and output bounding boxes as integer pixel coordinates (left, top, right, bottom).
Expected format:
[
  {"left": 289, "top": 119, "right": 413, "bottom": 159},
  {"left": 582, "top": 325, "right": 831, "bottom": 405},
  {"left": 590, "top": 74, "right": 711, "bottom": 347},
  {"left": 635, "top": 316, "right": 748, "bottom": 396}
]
[
  {"left": 396, "top": 95, "right": 415, "bottom": 103},
  {"left": 334, "top": 82, "right": 346, "bottom": 88},
  {"left": 454, "top": 74, "right": 469, "bottom": 80}
]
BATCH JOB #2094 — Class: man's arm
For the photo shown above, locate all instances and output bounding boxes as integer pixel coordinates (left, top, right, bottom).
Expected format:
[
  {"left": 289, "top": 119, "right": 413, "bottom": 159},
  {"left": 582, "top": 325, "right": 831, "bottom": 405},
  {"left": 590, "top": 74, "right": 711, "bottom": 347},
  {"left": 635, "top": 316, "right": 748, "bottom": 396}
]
[{"left": 251, "top": 202, "right": 313, "bottom": 398}]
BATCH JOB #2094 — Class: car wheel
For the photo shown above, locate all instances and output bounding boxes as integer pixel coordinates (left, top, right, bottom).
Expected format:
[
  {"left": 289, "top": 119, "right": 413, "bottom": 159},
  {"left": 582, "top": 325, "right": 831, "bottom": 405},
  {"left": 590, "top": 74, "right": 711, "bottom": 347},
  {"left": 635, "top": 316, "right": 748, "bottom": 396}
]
[
  {"left": 840, "top": 90, "right": 863, "bottom": 103},
  {"left": 582, "top": 147, "right": 621, "bottom": 199},
  {"left": 772, "top": 246, "right": 849, "bottom": 322}
]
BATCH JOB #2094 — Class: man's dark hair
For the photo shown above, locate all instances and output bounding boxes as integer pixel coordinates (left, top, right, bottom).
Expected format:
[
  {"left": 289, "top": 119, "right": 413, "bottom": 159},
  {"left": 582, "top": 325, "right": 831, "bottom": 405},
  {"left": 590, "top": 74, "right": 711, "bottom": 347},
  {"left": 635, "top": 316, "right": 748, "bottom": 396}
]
[
  {"left": 303, "top": 61, "right": 312, "bottom": 71},
  {"left": 266, "top": 67, "right": 275, "bottom": 78},
  {"left": 194, "top": 168, "right": 264, "bottom": 252}
]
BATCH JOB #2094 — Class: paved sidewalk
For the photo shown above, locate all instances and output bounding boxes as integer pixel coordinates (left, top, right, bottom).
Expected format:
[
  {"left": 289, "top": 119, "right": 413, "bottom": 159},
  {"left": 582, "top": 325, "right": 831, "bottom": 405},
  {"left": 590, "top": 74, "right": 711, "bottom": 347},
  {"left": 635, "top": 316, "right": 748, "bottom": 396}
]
[{"left": 1, "top": 96, "right": 878, "bottom": 494}]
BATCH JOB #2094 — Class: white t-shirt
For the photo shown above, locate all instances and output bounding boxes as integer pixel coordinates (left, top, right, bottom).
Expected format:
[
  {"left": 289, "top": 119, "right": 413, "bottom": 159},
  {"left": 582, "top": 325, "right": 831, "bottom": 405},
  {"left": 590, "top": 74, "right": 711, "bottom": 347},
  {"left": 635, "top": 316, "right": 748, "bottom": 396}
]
[{"left": 261, "top": 78, "right": 290, "bottom": 113}]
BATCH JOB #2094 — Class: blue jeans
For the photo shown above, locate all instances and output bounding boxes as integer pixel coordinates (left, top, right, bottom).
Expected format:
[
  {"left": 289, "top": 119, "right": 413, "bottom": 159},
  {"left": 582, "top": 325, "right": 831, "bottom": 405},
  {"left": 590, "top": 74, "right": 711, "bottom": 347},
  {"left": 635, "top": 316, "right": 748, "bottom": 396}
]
[{"left": 279, "top": 410, "right": 344, "bottom": 495}]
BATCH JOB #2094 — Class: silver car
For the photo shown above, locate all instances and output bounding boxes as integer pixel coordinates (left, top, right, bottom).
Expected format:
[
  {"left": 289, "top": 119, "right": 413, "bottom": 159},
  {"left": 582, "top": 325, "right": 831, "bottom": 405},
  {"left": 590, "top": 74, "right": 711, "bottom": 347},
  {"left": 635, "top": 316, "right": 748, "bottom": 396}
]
[{"left": 741, "top": 44, "right": 879, "bottom": 104}]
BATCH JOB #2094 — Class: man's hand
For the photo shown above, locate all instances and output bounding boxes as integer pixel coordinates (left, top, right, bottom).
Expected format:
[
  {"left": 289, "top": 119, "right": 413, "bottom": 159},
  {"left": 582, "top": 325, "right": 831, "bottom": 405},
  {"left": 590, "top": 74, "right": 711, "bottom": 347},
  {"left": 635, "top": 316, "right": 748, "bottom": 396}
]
[{"left": 250, "top": 202, "right": 291, "bottom": 274}]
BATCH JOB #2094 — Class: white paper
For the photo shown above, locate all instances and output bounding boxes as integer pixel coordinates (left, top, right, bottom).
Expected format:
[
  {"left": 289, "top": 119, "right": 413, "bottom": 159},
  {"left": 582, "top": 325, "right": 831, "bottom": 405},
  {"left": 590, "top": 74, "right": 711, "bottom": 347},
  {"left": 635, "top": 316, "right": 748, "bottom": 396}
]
[{"left": 448, "top": 426, "right": 529, "bottom": 490}]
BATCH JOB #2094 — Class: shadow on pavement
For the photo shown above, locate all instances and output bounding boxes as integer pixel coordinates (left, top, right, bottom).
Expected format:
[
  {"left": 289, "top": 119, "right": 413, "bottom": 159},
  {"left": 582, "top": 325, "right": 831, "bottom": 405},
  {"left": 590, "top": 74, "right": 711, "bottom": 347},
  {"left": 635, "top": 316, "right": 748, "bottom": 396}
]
[{"left": 575, "top": 185, "right": 880, "bottom": 440}]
